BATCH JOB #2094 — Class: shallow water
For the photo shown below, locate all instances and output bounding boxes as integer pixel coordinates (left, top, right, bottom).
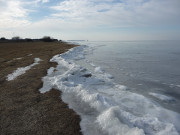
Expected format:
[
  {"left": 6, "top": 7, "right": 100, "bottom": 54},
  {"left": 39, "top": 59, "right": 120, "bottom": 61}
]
[{"left": 40, "top": 40, "right": 180, "bottom": 135}]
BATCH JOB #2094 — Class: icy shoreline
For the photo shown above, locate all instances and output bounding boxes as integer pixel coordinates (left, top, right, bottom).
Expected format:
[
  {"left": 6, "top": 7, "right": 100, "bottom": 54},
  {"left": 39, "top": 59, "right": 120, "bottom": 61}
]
[{"left": 40, "top": 45, "right": 180, "bottom": 135}]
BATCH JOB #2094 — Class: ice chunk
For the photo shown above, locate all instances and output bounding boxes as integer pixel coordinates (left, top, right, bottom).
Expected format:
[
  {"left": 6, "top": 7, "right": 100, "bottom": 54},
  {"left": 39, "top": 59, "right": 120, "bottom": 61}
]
[
  {"left": 149, "top": 92, "right": 176, "bottom": 102},
  {"left": 95, "top": 67, "right": 104, "bottom": 73},
  {"left": 96, "top": 107, "right": 145, "bottom": 135},
  {"left": 47, "top": 67, "right": 55, "bottom": 75}
]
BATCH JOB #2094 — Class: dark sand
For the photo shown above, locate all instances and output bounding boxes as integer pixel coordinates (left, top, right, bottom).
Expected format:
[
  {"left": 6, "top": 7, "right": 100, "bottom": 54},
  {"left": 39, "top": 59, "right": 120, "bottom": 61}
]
[{"left": 0, "top": 41, "right": 82, "bottom": 135}]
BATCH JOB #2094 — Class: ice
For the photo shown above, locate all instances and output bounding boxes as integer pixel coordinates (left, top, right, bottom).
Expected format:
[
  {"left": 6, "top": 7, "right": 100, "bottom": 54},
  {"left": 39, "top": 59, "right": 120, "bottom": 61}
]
[
  {"left": 7, "top": 58, "right": 41, "bottom": 81},
  {"left": 47, "top": 67, "right": 55, "bottom": 75},
  {"left": 105, "top": 73, "right": 114, "bottom": 79},
  {"left": 27, "top": 54, "right": 32, "bottom": 56},
  {"left": 14, "top": 57, "right": 23, "bottom": 60},
  {"left": 40, "top": 45, "right": 180, "bottom": 135},
  {"left": 96, "top": 107, "right": 145, "bottom": 135},
  {"left": 149, "top": 92, "right": 176, "bottom": 102},
  {"left": 90, "top": 62, "right": 96, "bottom": 67},
  {"left": 95, "top": 67, "right": 104, "bottom": 73}
]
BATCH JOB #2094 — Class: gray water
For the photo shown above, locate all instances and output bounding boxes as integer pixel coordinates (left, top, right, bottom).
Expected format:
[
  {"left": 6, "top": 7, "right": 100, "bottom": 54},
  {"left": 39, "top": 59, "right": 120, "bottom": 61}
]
[{"left": 75, "top": 40, "right": 180, "bottom": 113}]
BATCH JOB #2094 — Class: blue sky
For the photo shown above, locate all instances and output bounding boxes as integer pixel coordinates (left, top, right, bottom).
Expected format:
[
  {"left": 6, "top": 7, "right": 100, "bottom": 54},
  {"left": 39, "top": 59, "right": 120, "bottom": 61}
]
[{"left": 0, "top": 0, "right": 180, "bottom": 40}]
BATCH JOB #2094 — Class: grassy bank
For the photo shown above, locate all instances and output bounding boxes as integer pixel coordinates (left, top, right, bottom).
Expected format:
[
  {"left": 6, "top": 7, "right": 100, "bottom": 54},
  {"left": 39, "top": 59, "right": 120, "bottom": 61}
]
[{"left": 0, "top": 41, "right": 82, "bottom": 135}]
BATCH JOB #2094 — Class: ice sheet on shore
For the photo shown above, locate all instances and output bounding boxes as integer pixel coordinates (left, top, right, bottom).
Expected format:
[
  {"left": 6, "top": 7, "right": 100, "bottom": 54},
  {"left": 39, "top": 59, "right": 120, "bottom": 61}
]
[
  {"left": 40, "top": 45, "right": 180, "bottom": 135},
  {"left": 7, "top": 58, "right": 41, "bottom": 81}
]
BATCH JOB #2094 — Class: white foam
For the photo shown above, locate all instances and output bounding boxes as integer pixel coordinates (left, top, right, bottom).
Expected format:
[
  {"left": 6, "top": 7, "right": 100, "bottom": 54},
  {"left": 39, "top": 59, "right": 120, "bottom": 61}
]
[
  {"left": 7, "top": 58, "right": 41, "bottom": 81},
  {"left": 149, "top": 92, "right": 176, "bottom": 102},
  {"left": 40, "top": 45, "right": 180, "bottom": 135}
]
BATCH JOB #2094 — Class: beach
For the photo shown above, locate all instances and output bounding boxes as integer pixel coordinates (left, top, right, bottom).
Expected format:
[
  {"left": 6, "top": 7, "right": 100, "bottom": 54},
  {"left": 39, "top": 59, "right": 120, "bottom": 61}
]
[
  {"left": 1, "top": 40, "right": 180, "bottom": 135},
  {"left": 0, "top": 41, "right": 82, "bottom": 135}
]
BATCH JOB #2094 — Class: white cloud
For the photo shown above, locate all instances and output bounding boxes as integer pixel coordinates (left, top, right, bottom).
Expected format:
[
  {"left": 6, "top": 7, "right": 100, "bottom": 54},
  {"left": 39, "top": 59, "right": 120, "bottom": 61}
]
[
  {"left": 42, "top": 0, "right": 49, "bottom": 3},
  {"left": 0, "top": 0, "right": 179, "bottom": 40},
  {"left": 34, "top": 0, "right": 49, "bottom": 3},
  {"left": 0, "top": 0, "right": 30, "bottom": 29},
  {"left": 51, "top": 0, "right": 180, "bottom": 28}
]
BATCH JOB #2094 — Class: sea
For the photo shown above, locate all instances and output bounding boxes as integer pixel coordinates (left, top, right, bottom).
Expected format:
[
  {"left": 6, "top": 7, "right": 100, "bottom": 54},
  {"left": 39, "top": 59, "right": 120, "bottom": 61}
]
[{"left": 40, "top": 40, "right": 180, "bottom": 135}]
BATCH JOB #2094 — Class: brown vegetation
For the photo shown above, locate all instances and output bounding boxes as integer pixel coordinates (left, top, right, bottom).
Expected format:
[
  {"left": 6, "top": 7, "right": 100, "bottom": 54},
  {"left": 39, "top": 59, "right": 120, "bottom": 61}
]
[{"left": 0, "top": 41, "right": 82, "bottom": 135}]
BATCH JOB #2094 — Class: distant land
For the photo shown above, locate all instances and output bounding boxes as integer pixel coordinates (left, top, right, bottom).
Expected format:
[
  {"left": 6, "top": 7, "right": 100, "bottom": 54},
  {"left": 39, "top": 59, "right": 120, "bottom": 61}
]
[
  {"left": 67, "top": 40, "right": 88, "bottom": 41},
  {"left": 0, "top": 36, "right": 61, "bottom": 43}
]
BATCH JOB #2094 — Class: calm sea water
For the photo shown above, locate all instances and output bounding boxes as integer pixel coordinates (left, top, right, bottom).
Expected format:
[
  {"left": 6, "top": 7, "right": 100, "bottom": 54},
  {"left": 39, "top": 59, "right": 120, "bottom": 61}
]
[{"left": 75, "top": 40, "right": 180, "bottom": 113}]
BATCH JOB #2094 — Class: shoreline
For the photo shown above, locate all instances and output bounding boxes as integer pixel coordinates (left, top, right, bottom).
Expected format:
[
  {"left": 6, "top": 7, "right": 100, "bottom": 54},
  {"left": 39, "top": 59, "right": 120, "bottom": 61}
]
[{"left": 0, "top": 41, "right": 82, "bottom": 135}]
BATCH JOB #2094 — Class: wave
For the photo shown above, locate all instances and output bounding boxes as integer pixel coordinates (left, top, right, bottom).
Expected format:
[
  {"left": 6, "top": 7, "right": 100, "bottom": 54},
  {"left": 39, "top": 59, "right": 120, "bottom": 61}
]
[{"left": 40, "top": 45, "right": 180, "bottom": 135}]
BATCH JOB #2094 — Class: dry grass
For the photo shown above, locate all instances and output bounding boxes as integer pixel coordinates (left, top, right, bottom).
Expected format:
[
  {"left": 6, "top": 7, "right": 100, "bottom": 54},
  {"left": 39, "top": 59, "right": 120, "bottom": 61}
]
[{"left": 0, "top": 41, "right": 82, "bottom": 135}]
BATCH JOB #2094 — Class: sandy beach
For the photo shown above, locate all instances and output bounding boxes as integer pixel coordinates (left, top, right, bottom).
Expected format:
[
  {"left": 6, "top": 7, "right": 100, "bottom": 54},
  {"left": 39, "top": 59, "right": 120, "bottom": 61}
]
[{"left": 0, "top": 41, "right": 82, "bottom": 135}]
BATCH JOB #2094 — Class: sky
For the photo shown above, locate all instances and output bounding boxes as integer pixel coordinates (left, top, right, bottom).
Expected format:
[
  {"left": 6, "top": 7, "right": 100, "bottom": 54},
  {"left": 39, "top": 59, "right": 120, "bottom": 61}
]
[{"left": 0, "top": 0, "right": 180, "bottom": 41}]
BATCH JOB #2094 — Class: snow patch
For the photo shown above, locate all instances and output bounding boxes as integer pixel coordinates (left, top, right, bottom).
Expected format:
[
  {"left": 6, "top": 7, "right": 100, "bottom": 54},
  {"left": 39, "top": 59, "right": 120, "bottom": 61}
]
[
  {"left": 28, "top": 54, "right": 32, "bottom": 56},
  {"left": 7, "top": 58, "right": 41, "bottom": 81},
  {"left": 14, "top": 57, "right": 23, "bottom": 60}
]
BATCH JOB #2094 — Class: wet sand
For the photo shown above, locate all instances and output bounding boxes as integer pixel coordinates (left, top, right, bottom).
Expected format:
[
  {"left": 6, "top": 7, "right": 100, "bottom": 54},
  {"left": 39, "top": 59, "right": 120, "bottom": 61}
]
[{"left": 0, "top": 41, "right": 82, "bottom": 135}]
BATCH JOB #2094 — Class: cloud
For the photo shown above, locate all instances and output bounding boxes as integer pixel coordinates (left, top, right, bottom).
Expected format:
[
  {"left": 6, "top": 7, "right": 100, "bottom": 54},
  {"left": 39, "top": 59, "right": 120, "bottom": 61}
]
[
  {"left": 35, "top": 0, "right": 50, "bottom": 3},
  {"left": 51, "top": 0, "right": 180, "bottom": 28},
  {"left": 42, "top": 0, "right": 50, "bottom": 3},
  {"left": 0, "top": 0, "right": 50, "bottom": 29},
  {"left": 0, "top": 0, "right": 179, "bottom": 40},
  {"left": 0, "top": 0, "right": 30, "bottom": 29}
]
